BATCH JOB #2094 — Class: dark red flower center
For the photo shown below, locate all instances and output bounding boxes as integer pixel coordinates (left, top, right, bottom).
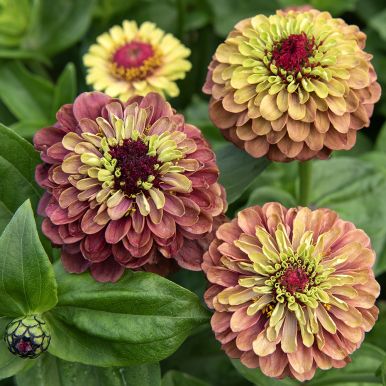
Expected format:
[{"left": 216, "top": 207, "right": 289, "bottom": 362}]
[
  {"left": 272, "top": 33, "right": 315, "bottom": 73},
  {"left": 109, "top": 139, "right": 159, "bottom": 196},
  {"left": 15, "top": 338, "right": 33, "bottom": 354},
  {"left": 280, "top": 267, "right": 309, "bottom": 294},
  {"left": 113, "top": 41, "right": 155, "bottom": 69}
]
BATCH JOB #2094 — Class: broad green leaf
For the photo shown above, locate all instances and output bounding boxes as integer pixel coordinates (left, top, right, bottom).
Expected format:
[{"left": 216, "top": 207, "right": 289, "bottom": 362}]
[
  {"left": 162, "top": 370, "right": 211, "bottom": 386},
  {"left": 0, "top": 123, "right": 41, "bottom": 233},
  {"left": 0, "top": 200, "right": 57, "bottom": 316},
  {"left": 23, "top": 0, "right": 96, "bottom": 56},
  {"left": 217, "top": 144, "right": 270, "bottom": 204},
  {"left": 46, "top": 264, "right": 209, "bottom": 366},
  {"left": 0, "top": 317, "right": 34, "bottom": 380},
  {"left": 52, "top": 63, "right": 77, "bottom": 116},
  {"left": 15, "top": 354, "right": 161, "bottom": 386},
  {"left": 0, "top": 62, "right": 54, "bottom": 122}
]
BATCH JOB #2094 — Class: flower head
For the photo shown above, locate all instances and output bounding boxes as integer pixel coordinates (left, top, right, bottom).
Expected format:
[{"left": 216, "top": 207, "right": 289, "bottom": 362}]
[
  {"left": 203, "top": 9, "right": 381, "bottom": 161},
  {"left": 34, "top": 92, "right": 226, "bottom": 282},
  {"left": 202, "top": 203, "right": 379, "bottom": 381},
  {"left": 84, "top": 21, "right": 191, "bottom": 101},
  {"left": 4, "top": 316, "right": 50, "bottom": 359}
]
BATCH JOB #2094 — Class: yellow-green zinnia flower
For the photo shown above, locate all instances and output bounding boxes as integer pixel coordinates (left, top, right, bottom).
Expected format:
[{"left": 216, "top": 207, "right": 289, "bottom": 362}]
[{"left": 203, "top": 9, "right": 381, "bottom": 161}]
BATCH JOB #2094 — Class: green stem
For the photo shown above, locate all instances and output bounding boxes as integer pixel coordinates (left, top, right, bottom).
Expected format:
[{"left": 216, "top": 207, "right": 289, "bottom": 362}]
[{"left": 298, "top": 161, "right": 312, "bottom": 207}]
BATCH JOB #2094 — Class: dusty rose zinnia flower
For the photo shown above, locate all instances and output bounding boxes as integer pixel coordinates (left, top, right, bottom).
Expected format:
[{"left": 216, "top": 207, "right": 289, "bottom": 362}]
[
  {"left": 202, "top": 203, "right": 379, "bottom": 381},
  {"left": 203, "top": 9, "right": 381, "bottom": 161},
  {"left": 83, "top": 21, "right": 191, "bottom": 101},
  {"left": 34, "top": 91, "right": 226, "bottom": 282}
]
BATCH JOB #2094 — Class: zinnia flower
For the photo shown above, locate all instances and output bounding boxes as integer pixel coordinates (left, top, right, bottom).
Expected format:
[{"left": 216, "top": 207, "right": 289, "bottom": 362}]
[
  {"left": 83, "top": 21, "right": 191, "bottom": 101},
  {"left": 202, "top": 203, "right": 379, "bottom": 381},
  {"left": 34, "top": 92, "right": 226, "bottom": 282},
  {"left": 203, "top": 9, "right": 381, "bottom": 161}
]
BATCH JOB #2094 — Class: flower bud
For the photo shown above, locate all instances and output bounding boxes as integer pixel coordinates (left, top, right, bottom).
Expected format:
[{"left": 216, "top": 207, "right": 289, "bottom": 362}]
[{"left": 4, "top": 315, "right": 50, "bottom": 359}]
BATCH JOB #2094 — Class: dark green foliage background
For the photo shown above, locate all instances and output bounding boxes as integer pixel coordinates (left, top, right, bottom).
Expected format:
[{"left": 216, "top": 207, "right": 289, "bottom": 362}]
[{"left": 1, "top": 0, "right": 386, "bottom": 385}]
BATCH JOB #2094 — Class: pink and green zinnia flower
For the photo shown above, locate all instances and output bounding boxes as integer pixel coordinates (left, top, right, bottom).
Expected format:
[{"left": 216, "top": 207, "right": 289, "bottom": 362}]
[
  {"left": 202, "top": 203, "right": 379, "bottom": 381},
  {"left": 34, "top": 92, "right": 226, "bottom": 282}
]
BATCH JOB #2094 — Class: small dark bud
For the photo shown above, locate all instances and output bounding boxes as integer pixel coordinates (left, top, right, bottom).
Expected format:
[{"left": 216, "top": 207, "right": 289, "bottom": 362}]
[{"left": 4, "top": 315, "right": 50, "bottom": 359}]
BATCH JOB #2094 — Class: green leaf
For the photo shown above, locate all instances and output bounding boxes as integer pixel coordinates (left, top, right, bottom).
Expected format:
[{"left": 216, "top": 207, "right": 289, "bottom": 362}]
[
  {"left": 23, "top": 0, "right": 96, "bottom": 56},
  {"left": 0, "top": 317, "right": 33, "bottom": 380},
  {"left": 45, "top": 264, "right": 209, "bottom": 366},
  {"left": 217, "top": 144, "right": 270, "bottom": 204},
  {"left": 370, "top": 9, "right": 386, "bottom": 42},
  {"left": 15, "top": 354, "right": 161, "bottom": 386},
  {"left": 162, "top": 370, "right": 211, "bottom": 386},
  {"left": 0, "top": 200, "right": 57, "bottom": 317},
  {"left": 0, "top": 61, "right": 54, "bottom": 122},
  {"left": 0, "top": 123, "right": 41, "bottom": 233},
  {"left": 52, "top": 63, "right": 77, "bottom": 116},
  {"left": 0, "top": 49, "right": 49, "bottom": 64}
]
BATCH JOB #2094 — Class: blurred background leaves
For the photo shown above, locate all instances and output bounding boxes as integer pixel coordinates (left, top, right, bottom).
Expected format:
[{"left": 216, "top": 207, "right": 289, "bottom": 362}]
[{"left": 1, "top": 0, "right": 386, "bottom": 385}]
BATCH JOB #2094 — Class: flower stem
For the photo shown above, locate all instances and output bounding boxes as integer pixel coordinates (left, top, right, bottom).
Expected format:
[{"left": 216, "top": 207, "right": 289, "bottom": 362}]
[{"left": 298, "top": 161, "right": 312, "bottom": 207}]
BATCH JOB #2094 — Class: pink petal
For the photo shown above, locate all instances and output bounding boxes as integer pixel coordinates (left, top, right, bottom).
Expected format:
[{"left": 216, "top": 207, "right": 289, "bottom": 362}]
[
  {"left": 61, "top": 248, "right": 90, "bottom": 273},
  {"left": 73, "top": 92, "right": 112, "bottom": 122},
  {"left": 89, "top": 257, "right": 125, "bottom": 283},
  {"left": 105, "top": 218, "right": 131, "bottom": 244}
]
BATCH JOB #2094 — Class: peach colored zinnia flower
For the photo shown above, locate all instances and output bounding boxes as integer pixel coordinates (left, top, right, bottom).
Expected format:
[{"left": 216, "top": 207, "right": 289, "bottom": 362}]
[
  {"left": 202, "top": 203, "right": 379, "bottom": 381},
  {"left": 203, "top": 9, "right": 381, "bottom": 161},
  {"left": 34, "top": 91, "right": 226, "bottom": 282},
  {"left": 84, "top": 21, "right": 191, "bottom": 101}
]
